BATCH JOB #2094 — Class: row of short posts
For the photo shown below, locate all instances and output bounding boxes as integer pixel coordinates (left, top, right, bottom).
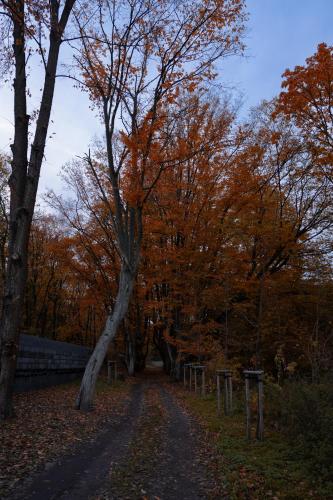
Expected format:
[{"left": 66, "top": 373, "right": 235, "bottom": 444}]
[
  {"left": 107, "top": 360, "right": 118, "bottom": 384},
  {"left": 184, "top": 364, "right": 264, "bottom": 440},
  {"left": 183, "top": 363, "right": 206, "bottom": 396},
  {"left": 216, "top": 369, "right": 264, "bottom": 441}
]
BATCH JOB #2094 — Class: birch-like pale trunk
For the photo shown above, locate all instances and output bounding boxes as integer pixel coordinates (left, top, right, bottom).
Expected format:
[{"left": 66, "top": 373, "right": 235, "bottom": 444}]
[{"left": 75, "top": 264, "right": 135, "bottom": 410}]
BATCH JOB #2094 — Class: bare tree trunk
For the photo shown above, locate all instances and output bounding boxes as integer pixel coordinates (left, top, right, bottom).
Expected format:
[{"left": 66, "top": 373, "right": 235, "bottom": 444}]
[
  {"left": 223, "top": 282, "right": 229, "bottom": 360},
  {"left": 174, "top": 353, "right": 181, "bottom": 381},
  {"left": 125, "top": 329, "right": 135, "bottom": 376},
  {"left": 166, "top": 342, "right": 175, "bottom": 376},
  {"left": 255, "top": 275, "right": 264, "bottom": 369},
  {"left": 127, "top": 338, "right": 135, "bottom": 376},
  {"left": 76, "top": 265, "right": 135, "bottom": 411},
  {"left": 0, "top": 0, "right": 75, "bottom": 420},
  {"left": 0, "top": 0, "right": 29, "bottom": 420}
]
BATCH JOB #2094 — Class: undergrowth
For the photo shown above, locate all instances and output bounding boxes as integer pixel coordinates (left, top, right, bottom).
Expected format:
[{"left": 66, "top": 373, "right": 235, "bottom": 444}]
[{"left": 180, "top": 382, "right": 333, "bottom": 499}]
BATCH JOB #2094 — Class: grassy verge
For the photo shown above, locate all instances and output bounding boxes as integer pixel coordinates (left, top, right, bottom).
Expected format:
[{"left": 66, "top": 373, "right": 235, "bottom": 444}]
[{"left": 178, "top": 390, "right": 331, "bottom": 499}]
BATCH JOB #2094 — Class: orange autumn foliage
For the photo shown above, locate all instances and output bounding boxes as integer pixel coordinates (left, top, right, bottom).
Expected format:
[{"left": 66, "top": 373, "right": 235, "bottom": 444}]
[{"left": 275, "top": 43, "right": 333, "bottom": 183}]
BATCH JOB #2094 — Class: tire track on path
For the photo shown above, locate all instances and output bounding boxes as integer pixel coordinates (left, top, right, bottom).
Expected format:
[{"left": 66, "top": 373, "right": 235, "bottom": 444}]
[
  {"left": 10, "top": 375, "right": 226, "bottom": 500},
  {"left": 96, "top": 380, "right": 225, "bottom": 500},
  {"left": 14, "top": 383, "right": 143, "bottom": 500}
]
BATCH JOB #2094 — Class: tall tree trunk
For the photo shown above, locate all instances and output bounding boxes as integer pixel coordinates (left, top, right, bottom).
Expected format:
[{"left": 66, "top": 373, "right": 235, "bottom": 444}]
[
  {"left": 166, "top": 342, "right": 175, "bottom": 376},
  {"left": 76, "top": 265, "right": 135, "bottom": 411},
  {"left": 125, "top": 329, "right": 135, "bottom": 376},
  {"left": 174, "top": 353, "right": 181, "bottom": 381},
  {"left": 0, "top": 0, "right": 76, "bottom": 420},
  {"left": 224, "top": 306, "right": 229, "bottom": 361},
  {"left": 127, "top": 337, "right": 135, "bottom": 376},
  {"left": 0, "top": 0, "right": 29, "bottom": 419},
  {"left": 255, "top": 275, "right": 264, "bottom": 369}
]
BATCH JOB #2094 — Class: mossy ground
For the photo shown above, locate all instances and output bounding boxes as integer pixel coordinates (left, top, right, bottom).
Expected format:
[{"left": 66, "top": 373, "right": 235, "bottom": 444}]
[{"left": 178, "top": 390, "right": 331, "bottom": 500}]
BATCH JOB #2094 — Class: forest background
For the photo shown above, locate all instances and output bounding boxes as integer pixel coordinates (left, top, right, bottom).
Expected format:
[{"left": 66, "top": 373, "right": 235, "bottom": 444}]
[
  {"left": 0, "top": 0, "right": 332, "bottom": 380},
  {"left": 0, "top": 0, "right": 332, "bottom": 488}
]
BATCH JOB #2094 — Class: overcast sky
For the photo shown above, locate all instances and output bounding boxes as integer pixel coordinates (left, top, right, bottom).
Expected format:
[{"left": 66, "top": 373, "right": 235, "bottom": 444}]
[{"left": 0, "top": 0, "right": 332, "bottom": 198}]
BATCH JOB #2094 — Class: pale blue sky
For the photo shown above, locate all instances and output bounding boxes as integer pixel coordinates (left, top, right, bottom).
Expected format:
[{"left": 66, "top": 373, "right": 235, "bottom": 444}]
[
  {"left": 217, "top": 0, "right": 333, "bottom": 115},
  {"left": 0, "top": 0, "right": 332, "bottom": 196}
]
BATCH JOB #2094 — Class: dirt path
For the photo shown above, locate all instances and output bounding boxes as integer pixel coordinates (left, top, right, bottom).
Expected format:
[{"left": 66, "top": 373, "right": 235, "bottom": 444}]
[{"left": 11, "top": 377, "right": 225, "bottom": 500}]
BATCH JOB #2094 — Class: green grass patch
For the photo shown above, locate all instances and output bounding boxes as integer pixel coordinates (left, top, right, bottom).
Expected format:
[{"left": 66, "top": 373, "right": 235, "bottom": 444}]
[{"left": 182, "top": 392, "right": 331, "bottom": 499}]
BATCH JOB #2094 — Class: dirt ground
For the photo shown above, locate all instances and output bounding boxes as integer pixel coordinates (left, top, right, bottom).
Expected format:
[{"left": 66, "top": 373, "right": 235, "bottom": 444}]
[{"left": 5, "top": 371, "right": 226, "bottom": 500}]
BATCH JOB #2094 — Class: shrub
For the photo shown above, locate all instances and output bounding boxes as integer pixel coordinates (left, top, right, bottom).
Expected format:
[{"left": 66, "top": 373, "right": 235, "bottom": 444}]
[{"left": 266, "top": 380, "right": 333, "bottom": 481}]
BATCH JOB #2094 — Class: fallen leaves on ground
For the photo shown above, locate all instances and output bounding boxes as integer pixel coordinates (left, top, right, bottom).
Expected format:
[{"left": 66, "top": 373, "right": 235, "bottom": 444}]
[
  {"left": 96, "top": 384, "right": 167, "bottom": 500},
  {"left": 164, "top": 382, "right": 229, "bottom": 499},
  {"left": 0, "top": 378, "right": 132, "bottom": 498}
]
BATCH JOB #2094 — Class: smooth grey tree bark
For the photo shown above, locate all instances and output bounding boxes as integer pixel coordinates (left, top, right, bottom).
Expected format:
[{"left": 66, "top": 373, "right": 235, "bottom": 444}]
[{"left": 76, "top": 263, "right": 136, "bottom": 410}]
